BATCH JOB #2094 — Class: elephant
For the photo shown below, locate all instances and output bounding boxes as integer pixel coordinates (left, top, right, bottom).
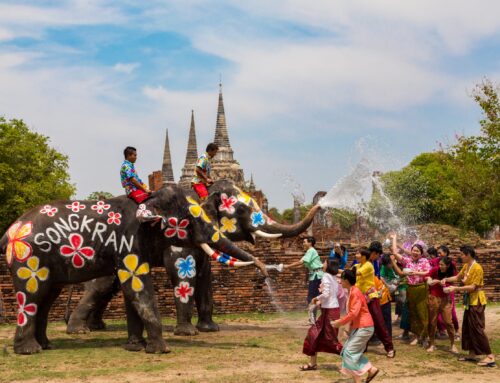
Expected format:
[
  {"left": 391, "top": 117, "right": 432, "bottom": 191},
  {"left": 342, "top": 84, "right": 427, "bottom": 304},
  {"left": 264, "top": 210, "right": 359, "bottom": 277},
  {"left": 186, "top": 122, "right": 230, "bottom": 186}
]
[
  {"left": 66, "top": 180, "right": 320, "bottom": 336},
  {"left": 0, "top": 185, "right": 269, "bottom": 354}
]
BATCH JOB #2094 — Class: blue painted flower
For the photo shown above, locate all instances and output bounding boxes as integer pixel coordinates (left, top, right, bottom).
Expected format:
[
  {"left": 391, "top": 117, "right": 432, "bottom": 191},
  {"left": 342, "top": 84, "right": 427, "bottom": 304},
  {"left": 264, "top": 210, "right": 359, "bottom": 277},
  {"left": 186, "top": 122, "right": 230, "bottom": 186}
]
[
  {"left": 251, "top": 211, "right": 265, "bottom": 227},
  {"left": 175, "top": 255, "right": 196, "bottom": 279}
]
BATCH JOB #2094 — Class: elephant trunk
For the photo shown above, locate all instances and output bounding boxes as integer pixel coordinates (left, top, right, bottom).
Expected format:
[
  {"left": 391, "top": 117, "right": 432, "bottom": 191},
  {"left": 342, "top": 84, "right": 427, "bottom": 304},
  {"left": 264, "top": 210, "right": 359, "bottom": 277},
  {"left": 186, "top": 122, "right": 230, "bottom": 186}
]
[{"left": 261, "top": 204, "right": 321, "bottom": 237}]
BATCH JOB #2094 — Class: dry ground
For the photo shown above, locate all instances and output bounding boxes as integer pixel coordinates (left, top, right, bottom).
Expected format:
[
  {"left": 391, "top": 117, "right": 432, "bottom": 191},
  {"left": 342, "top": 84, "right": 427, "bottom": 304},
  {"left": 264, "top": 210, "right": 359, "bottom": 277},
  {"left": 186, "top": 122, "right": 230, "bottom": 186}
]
[{"left": 0, "top": 305, "right": 498, "bottom": 383}]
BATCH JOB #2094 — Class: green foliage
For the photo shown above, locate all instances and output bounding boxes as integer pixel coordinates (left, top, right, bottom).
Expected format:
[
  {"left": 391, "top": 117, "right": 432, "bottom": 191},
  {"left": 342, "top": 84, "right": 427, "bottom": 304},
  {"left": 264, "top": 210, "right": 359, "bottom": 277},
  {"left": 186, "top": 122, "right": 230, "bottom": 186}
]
[
  {"left": 378, "top": 79, "right": 500, "bottom": 235},
  {"left": 281, "top": 204, "right": 312, "bottom": 224},
  {"left": 86, "top": 191, "right": 114, "bottom": 201},
  {"left": 329, "top": 208, "right": 357, "bottom": 231},
  {"left": 0, "top": 117, "right": 75, "bottom": 232},
  {"left": 267, "top": 207, "right": 283, "bottom": 223}
]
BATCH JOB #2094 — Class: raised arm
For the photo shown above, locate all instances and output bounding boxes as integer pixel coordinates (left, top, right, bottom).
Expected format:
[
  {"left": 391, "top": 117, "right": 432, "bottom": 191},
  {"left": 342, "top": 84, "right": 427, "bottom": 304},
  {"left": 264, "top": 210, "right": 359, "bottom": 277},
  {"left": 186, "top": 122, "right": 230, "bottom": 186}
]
[{"left": 390, "top": 234, "right": 404, "bottom": 262}]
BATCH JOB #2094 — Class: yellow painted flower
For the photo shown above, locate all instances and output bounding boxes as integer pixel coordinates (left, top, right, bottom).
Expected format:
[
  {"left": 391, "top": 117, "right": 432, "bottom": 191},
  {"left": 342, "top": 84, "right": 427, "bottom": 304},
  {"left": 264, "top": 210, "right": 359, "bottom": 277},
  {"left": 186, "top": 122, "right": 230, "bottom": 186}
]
[
  {"left": 186, "top": 197, "right": 211, "bottom": 223},
  {"left": 16, "top": 256, "right": 49, "bottom": 294},
  {"left": 6, "top": 221, "right": 33, "bottom": 266},
  {"left": 220, "top": 217, "right": 237, "bottom": 233},
  {"left": 211, "top": 224, "right": 226, "bottom": 242},
  {"left": 118, "top": 254, "right": 150, "bottom": 292}
]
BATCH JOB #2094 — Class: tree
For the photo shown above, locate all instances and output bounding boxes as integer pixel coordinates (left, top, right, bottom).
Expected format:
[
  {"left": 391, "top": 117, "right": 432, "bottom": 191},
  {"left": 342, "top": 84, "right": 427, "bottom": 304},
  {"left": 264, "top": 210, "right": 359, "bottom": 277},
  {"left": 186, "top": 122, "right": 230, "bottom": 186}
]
[
  {"left": 0, "top": 117, "right": 75, "bottom": 232},
  {"left": 86, "top": 191, "right": 114, "bottom": 201}
]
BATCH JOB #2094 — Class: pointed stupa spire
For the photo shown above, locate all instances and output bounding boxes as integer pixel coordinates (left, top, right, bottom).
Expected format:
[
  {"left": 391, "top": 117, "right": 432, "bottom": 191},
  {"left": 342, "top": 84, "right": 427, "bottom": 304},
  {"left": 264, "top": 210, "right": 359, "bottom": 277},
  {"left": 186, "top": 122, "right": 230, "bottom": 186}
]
[
  {"left": 214, "top": 82, "right": 231, "bottom": 148},
  {"left": 162, "top": 129, "right": 175, "bottom": 185},
  {"left": 248, "top": 173, "right": 256, "bottom": 192},
  {"left": 179, "top": 110, "right": 199, "bottom": 189}
]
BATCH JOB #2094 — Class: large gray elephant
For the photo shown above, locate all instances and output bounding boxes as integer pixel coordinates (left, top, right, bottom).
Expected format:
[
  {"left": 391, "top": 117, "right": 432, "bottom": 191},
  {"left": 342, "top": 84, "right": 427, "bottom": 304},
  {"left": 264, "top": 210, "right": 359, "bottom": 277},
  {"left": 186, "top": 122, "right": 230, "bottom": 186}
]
[
  {"left": 0, "top": 185, "right": 268, "bottom": 354},
  {"left": 66, "top": 180, "right": 320, "bottom": 336}
]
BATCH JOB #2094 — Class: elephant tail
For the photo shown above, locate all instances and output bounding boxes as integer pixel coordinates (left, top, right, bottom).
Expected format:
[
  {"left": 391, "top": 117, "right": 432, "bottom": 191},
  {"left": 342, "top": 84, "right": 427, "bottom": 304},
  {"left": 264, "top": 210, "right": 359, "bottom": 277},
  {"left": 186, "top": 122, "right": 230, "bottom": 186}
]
[{"left": 64, "top": 285, "right": 74, "bottom": 324}]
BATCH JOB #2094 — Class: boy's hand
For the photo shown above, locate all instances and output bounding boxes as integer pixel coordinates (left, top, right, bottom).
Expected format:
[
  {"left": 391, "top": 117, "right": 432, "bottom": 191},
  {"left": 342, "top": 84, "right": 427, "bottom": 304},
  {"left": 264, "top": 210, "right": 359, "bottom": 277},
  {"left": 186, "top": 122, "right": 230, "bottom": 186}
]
[{"left": 207, "top": 178, "right": 214, "bottom": 185}]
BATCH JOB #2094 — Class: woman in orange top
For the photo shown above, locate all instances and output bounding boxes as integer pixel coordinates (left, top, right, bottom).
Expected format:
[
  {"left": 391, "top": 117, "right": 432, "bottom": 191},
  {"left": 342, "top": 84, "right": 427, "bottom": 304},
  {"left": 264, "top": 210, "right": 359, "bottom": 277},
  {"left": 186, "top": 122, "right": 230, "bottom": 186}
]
[{"left": 332, "top": 270, "right": 379, "bottom": 383}]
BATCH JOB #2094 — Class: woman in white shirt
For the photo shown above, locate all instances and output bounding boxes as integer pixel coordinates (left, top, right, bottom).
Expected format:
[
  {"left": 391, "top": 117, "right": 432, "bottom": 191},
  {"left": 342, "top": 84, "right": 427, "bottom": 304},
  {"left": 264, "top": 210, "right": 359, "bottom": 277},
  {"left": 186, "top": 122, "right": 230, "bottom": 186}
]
[{"left": 300, "top": 259, "right": 345, "bottom": 371}]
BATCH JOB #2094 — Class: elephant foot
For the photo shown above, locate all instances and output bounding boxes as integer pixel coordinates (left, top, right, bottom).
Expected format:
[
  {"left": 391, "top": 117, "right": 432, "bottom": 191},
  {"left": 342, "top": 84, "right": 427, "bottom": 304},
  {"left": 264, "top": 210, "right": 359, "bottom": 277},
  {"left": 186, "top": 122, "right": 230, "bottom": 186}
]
[
  {"left": 174, "top": 323, "right": 199, "bottom": 336},
  {"left": 38, "top": 339, "right": 54, "bottom": 350},
  {"left": 87, "top": 319, "right": 106, "bottom": 331},
  {"left": 66, "top": 321, "right": 90, "bottom": 334},
  {"left": 14, "top": 338, "right": 42, "bottom": 355},
  {"left": 145, "top": 339, "right": 171, "bottom": 354},
  {"left": 122, "top": 338, "right": 146, "bottom": 352},
  {"left": 197, "top": 320, "right": 220, "bottom": 332}
]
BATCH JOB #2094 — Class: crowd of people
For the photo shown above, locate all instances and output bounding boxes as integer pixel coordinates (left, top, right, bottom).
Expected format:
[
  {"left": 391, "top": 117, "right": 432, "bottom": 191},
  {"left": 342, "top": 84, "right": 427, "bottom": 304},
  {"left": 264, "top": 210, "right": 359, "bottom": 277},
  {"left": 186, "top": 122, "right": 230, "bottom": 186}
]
[{"left": 286, "top": 232, "right": 495, "bottom": 383}]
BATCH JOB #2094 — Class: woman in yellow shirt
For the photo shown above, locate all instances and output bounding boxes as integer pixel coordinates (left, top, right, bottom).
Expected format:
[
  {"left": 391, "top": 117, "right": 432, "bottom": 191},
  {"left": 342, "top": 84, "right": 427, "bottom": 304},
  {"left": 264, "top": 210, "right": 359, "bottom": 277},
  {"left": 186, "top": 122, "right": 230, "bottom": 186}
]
[{"left": 442, "top": 246, "right": 495, "bottom": 367}]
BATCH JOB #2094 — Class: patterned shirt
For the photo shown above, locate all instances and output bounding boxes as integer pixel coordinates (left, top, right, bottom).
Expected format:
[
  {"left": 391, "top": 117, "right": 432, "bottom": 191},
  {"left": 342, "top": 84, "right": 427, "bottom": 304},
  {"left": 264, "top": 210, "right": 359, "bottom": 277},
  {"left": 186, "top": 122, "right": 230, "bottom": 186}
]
[
  {"left": 191, "top": 152, "right": 212, "bottom": 185},
  {"left": 458, "top": 262, "right": 487, "bottom": 306},
  {"left": 301, "top": 247, "right": 324, "bottom": 281},
  {"left": 355, "top": 262, "right": 378, "bottom": 299},
  {"left": 120, "top": 160, "right": 143, "bottom": 195},
  {"left": 400, "top": 255, "right": 431, "bottom": 285}
]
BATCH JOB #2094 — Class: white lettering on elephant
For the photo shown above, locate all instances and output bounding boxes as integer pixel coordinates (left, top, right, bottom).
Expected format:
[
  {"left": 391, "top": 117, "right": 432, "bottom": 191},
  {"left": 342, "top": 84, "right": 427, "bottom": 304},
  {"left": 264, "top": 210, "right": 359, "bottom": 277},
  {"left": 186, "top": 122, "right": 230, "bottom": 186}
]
[
  {"left": 119, "top": 235, "right": 134, "bottom": 253},
  {"left": 34, "top": 233, "right": 51, "bottom": 252},
  {"left": 46, "top": 228, "right": 61, "bottom": 244},
  {"left": 53, "top": 217, "right": 71, "bottom": 238},
  {"left": 68, "top": 214, "right": 80, "bottom": 231},
  {"left": 80, "top": 215, "right": 94, "bottom": 234},
  {"left": 104, "top": 231, "right": 117, "bottom": 251},
  {"left": 92, "top": 222, "right": 107, "bottom": 242}
]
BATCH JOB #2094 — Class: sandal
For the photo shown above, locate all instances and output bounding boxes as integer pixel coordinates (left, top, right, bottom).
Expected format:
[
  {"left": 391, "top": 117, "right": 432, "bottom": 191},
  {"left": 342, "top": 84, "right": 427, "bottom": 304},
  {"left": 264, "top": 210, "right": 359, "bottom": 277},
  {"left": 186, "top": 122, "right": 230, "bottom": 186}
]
[
  {"left": 458, "top": 356, "right": 478, "bottom": 362},
  {"left": 299, "top": 363, "right": 317, "bottom": 371},
  {"left": 477, "top": 358, "right": 496, "bottom": 368},
  {"left": 387, "top": 349, "right": 396, "bottom": 358},
  {"left": 366, "top": 368, "right": 379, "bottom": 383}
]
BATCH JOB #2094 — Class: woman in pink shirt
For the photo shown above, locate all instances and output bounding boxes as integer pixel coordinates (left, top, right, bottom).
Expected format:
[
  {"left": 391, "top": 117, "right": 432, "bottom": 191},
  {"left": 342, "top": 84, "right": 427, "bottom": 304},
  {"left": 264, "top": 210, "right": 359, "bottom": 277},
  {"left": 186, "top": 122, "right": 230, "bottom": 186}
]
[{"left": 332, "top": 270, "right": 379, "bottom": 383}]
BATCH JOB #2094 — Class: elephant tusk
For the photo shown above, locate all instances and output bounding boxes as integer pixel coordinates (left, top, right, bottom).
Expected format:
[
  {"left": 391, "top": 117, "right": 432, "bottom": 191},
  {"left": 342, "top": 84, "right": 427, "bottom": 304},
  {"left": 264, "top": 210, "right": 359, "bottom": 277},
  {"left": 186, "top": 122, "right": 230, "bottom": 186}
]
[
  {"left": 200, "top": 243, "right": 254, "bottom": 267},
  {"left": 254, "top": 230, "right": 282, "bottom": 239}
]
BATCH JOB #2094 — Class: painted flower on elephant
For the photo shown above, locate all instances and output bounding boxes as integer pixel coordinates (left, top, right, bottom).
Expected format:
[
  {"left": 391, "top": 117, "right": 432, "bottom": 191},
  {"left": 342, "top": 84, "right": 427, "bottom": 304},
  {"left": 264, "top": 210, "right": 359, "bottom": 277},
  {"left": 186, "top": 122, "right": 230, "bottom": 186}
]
[
  {"left": 91, "top": 201, "right": 111, "bottom": 214},
  {"left": 136, "top": 204, "right": 152, "bottom": 218},
  {"left": 16, "top": 256, "right": 49, "bottom": 294},
  {"left": 118, "top": 254, "right": 150, "bottom": 292},
  {"left": 107, "top": 212, "right": 122, "bottom": 225},
  {"left": 186, "top": 197, "right": 211, "bottom": 223},
  {"left": 175, "top": 255, "right": 196, "bottom": 279},
  {"left": 165, "top": 217, "right": 189, "bottom": 239},
  {"left": 251, "top": 211, "right": 266, "bottom": 227},
  {"left": 66, "top": 201, "right": 86, "bottom": 213},
  {"left": 237, "top": 190, "right": 254, "bottom": 206},
  {"left": 16, "top": 291, "right": 37, "bottom": 327},
  {"left": 40, "top": 205, "right": 58, "bottom": 217},
  {"left": 6, "top": 221, "right": 33, "bottom": 266},
  {"left": 220, "top": 217, "right": 237, "bottom": 233},
  {"left": 174, "top": 281, "right": 194, "bottom": 303},
  {"left": 211, "top": 224, "right": 226, "bottom": 242},
  {"left": 59, "top": 233, "right": 95, "bottom": 268},
  {"left": 219, "top": 193, "right": 238, "bottom": 214}
]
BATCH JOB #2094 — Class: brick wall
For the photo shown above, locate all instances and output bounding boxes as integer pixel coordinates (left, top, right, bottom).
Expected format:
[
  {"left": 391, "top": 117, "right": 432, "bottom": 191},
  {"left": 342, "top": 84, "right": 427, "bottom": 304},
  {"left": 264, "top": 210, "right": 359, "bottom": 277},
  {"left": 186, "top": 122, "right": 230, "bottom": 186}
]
[
  {"left": 148, "top": 170, "right": 163, "bottom": 192},
  {"left": 0, "top": 240, "right": 499, "bottom": 323}
]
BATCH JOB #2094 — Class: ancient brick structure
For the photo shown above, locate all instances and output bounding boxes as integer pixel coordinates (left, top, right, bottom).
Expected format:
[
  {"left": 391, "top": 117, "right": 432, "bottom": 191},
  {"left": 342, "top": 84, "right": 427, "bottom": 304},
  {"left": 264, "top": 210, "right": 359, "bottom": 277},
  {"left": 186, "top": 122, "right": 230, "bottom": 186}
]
[{"left": 148, "top": 170, "right": 163, "bottom": 192}]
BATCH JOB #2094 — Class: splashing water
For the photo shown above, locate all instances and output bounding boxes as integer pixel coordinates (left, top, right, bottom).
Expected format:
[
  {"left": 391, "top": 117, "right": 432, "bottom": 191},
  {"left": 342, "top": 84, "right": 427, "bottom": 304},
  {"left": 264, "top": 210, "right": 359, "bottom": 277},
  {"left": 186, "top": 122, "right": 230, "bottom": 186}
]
[
  {"left": 265, "top": 263, "right": 284, "bottom": 272},
  {"left": 264, "top": 277, "right": 284, "bottom": 313}
]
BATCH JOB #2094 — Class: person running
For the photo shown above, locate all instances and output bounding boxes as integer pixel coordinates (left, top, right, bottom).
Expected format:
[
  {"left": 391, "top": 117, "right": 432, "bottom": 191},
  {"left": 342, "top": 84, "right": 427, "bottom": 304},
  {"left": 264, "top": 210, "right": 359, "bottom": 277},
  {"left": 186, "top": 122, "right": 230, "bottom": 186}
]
[
  {"left": 332, "top": 270, "right": 380, "bottom": 383},
  {"left": 442, "top": 246, "right": 495, "bottom": 367},
  {"left": 301, "top": 259, "right": 344, "bottom": 371},
  {"left": 120, "top": 146, "right": 151, "bottom": 203},
  {"left": 191, "top": 143, "right": 219, "bottom": 200},
  {"left": 353, "top": 247, "right": 395, "bottom": 358},
  {"left": 284, "top": 236, "right": 323, "bottom": 323}
]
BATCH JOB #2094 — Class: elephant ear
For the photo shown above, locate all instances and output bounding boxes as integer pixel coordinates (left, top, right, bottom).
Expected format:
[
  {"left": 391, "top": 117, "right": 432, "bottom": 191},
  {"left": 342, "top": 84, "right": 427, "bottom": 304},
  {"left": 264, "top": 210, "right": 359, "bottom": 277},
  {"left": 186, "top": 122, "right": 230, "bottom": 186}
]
[
  {"left": 135, "top": 202, "right": 163, "bottom": 224},
  {"left": 200, "top": 191, "right": 221, "bottom": 218}
]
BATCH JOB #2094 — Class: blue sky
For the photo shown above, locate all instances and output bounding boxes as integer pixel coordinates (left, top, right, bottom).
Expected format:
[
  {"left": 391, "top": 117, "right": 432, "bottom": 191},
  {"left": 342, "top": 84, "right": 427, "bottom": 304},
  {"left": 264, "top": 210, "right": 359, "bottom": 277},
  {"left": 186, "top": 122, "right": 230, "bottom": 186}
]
[{"left": 1, "top": 1, "right": 499, "bottom": 210}]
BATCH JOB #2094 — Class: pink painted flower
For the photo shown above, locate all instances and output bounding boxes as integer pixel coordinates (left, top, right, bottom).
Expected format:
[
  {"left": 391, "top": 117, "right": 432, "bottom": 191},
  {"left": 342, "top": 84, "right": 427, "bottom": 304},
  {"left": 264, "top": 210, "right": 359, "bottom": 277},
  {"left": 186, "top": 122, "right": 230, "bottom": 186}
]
[
  {"left": 66, "top": 201, "right": 86, "bottom": 213},
  {"left": 59, "top": 233, "right": 95, "bottom": 268},
  {"left": 174, "top": 281, "right": 194, "bottom": 303},
  {"left": 107, "top": 212, "right": 122, "bottom": 225},
  {"left": 219, "top": 193, "right": 238, "bottom": 214},
  {"left": 165, "top": 217, "right": 189, "bottom": 239},
  {"left": 40, "top": 205, "right": 58, "bottom": 217},
  {"left": 16, "top": 291, "right": 37, "bottom": 327},
  {"left": 91, "top": 201, "right": 111, "bottom": 214}
]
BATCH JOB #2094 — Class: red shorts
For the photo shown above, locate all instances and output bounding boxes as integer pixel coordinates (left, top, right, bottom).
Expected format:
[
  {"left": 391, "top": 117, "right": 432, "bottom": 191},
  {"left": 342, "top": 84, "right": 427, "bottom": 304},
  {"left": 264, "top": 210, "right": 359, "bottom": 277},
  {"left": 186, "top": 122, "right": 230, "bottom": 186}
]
[
  {"left": 192, "top": 183, "right": 209, "bottom": 200},
  {"left": 128, "top": 189, "right": 150, "bottom": 204}
]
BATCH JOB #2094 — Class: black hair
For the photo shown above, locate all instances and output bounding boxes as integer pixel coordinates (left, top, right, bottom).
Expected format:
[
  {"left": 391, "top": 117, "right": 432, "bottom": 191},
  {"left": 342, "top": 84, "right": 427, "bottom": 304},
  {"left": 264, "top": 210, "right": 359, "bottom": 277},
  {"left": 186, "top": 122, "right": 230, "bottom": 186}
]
[
  {"left": 381, "top": 253, "right": 392, "bottom": 266},
  {"left": 341, "top": 269, "right": 356, "bottom": 285},
  {"left": 326, "top": 259, "right": 339, "bottom": 276},
  {"left": 357, "top": 246, "right": 370, "bottom": 261},
  {"left": 206, "top": 142, "right": 219, "bottom": 152},
  {"left": 305, "top": 236, "right": 316, "bottom": 247},
  {"left": 427, "top": 246, "right": 438, "bottom": 258},
  {"left": 437, "top": 256, "right": 455, "bottom": 279},
  {"left": 411, "top": 243, "right": 424, "bottom": 255},
  {"left": 437, "top": 245, "right": 450, "bottom": 256},
  {"left": 459, "top": 245, "right": 477, "bottom": 259},
  {"left": 123, "top": 146, "right": 136, "bottom": 158},
  {"left": 368, "top": 241, "right": 383, "bottom": 255}
]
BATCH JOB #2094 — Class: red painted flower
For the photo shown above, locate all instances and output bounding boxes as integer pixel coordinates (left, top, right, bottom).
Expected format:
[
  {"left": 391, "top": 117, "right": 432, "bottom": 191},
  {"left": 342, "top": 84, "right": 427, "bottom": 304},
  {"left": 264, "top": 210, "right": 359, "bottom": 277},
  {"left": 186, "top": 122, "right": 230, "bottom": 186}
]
[
  {"left": 107, "top": 212, "right": 122, "bottom": 225},
  {"left": 16, "top": 291, "right": 37, "bottom": 327},
  {"left": 6, "top": 221, "right": 33, "bottom": 266},
  {"left": 40, "top": 205, "right": 58, "bottom": 217},
  {"left": 165, "top": 217, "right": 189, "bottom": 239},
  {"left": 59, "top": 233, "right": 95, "bottom": 268},
  {"left": 219, "top": 193, "right": 238, "bottom": 214},
  {"left": 66, "top": 201, "right": 86, "bottom": 213},
  {"left": 174, "top": 281, "right": 194, "bottom": 303},
  {"left": 91, "top": 201, "right": 111, "bottom": 214}
]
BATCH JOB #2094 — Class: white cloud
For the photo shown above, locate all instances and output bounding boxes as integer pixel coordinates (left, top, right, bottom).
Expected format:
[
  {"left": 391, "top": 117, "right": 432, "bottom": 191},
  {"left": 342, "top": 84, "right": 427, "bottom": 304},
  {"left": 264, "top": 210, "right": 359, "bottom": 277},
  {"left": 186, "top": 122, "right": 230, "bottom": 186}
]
[{"left": 113, "top": 62, "right": 140, "bottom": 74}]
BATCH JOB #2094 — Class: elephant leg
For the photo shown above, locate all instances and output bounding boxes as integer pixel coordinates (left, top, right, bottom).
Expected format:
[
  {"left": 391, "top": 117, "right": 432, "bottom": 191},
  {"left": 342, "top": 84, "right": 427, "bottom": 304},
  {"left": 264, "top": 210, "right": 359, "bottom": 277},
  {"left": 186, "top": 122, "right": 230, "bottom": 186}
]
[
  {"left": 35, "top": 287, "right": 62, "bottom": 349},
  {"left": 166, "top": 249, "right": 198, "bottom": 336},
  {"left": 87, "top": 277, "right": 121, "bottom": 331},
  {"left": 122, "top": 298, "right": 146, "bottom": 351},
  {"left": 194, "top": 250, "right": 219, "bottom": 332},
  {"left": 67, "top": 276, "right": 115, "bottom": 334}
]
